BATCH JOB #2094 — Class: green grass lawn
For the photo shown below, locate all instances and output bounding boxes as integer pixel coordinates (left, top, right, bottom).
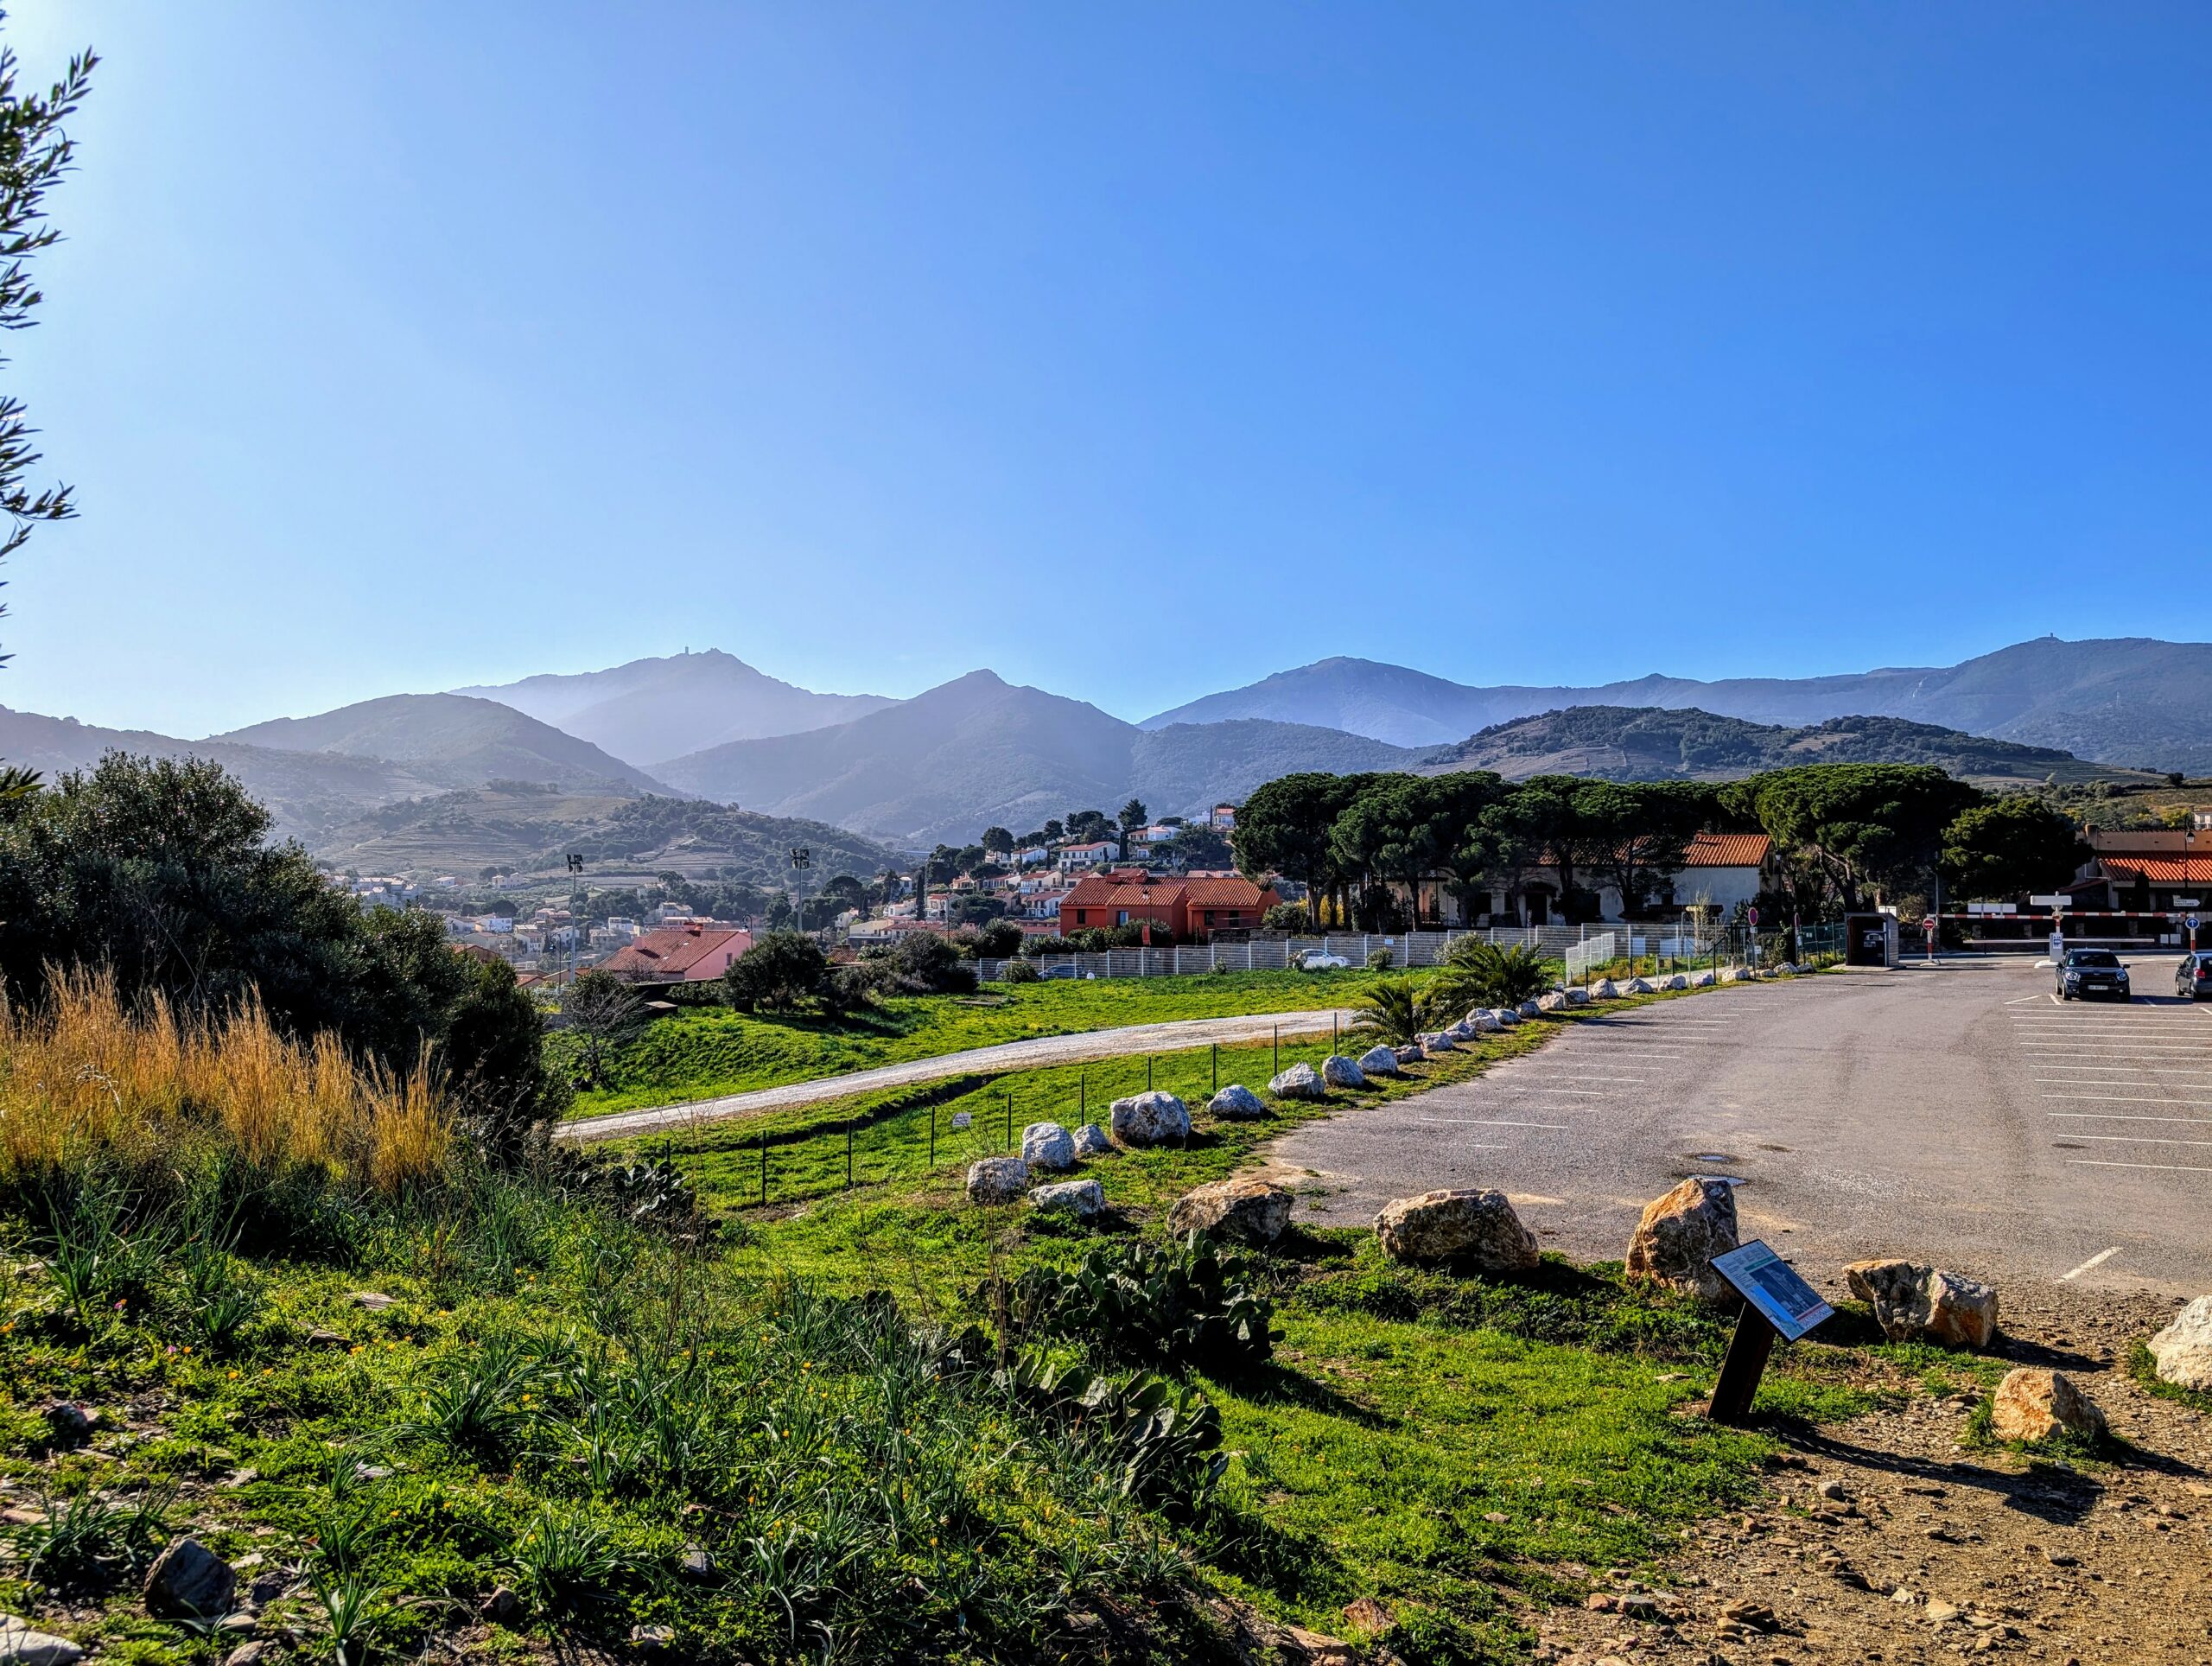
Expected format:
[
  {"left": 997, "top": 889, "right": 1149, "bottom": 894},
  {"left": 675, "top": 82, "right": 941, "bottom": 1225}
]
[
  {"left": 620, "top": 978, "right": 1923, "bottom": 1658},
  {"left": 565, "top": 966, "right": 1383, "bottom": 1119}
]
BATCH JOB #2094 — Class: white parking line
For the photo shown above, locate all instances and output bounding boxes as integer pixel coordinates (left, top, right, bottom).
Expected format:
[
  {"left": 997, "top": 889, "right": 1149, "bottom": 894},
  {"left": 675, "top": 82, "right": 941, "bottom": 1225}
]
[
  {"left": 2066, "top": 1135, "right": 2212, "bottom": 1147},
  {"left": 2068, "top": 1159, "right": 2212, "bottom": 1173},
  {"left": 2050, "top": 1111, "right": 2212, "bottom": 1123},
  {"left": 2041, "top": 1094, "right": 2212, "bottom": 1105},
  {"left": 1415, "top": 1118, "right": 1569, "bottom": 1129},
  {"left": 2058, "top": 1246, "right": 2122, "bottom": 1281}
]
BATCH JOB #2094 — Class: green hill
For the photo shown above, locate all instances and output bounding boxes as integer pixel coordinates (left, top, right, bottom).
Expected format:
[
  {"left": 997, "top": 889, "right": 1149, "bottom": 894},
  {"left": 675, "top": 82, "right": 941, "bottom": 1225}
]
[{"left": 1421, "top": 705, "right": 2158, "bottom": 786}]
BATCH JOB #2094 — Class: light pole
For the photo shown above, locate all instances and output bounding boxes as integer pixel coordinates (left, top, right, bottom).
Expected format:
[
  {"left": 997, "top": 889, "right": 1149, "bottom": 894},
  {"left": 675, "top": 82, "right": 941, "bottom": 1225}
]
[{"left": 2188, "top": 827, "right": 2198, "bottom": 951}]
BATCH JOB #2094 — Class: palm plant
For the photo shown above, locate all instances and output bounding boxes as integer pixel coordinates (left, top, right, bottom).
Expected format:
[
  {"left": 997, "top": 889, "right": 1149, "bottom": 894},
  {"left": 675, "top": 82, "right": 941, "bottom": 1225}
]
[
  {"left": 1346, "top": 976, "right": 1446, "bottom": 1047},
  {"left": 1432, "top": 939, "right": 1554, "bottom": 1011}
]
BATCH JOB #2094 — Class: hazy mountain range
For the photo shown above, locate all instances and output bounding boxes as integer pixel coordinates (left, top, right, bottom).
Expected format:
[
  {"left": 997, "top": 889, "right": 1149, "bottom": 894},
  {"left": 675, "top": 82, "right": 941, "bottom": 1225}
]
[
  {"left": 1147, "top": 635, "right": 2212, "bottom": 766},
  {"left": 1, "top": 635, "right": 2199, "bottom": 868}
]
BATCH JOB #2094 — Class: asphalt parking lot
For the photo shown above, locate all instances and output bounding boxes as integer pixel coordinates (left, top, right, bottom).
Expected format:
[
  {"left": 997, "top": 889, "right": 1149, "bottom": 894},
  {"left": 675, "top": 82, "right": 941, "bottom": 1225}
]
[{"left": 1269, "top": 953, "right": 2212, "bottom": 1298}]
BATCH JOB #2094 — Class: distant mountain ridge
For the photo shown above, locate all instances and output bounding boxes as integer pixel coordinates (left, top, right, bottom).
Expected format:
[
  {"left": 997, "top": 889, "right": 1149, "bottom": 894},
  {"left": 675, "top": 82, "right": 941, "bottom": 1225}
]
[
  {"left": 1143, "top": 637, "right": 2212, "bottom": 771},
  {"left": 455, "top": 650, "right": 894, "bottom": 766},
  {"left": 216, "top": 693, "right": 668, "bottom": 796},
  {"left": 1422, "top": 705, "right": 2158, "bottom": 786},
  {"left": 651, "top": 670, "right": 1423, "bottom": 845}
]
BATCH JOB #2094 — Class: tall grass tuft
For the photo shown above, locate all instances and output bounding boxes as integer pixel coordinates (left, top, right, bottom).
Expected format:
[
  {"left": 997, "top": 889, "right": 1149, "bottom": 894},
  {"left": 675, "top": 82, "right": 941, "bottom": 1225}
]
[{"left": 0, "top": 968, "right": 452, "bottom": 1201}]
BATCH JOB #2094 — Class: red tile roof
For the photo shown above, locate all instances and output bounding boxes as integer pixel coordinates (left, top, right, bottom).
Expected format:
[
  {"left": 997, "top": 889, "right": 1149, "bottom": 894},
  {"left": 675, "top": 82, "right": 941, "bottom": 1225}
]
[
  {"left": 1678, "top": 832, "right": 1771, "bottom": 868},
  {"left": 601, "top": 926, "right": 751, "bottom": 978},
  {"left": 2096, "top": 855, "right": 2203, "bottom": 884}
]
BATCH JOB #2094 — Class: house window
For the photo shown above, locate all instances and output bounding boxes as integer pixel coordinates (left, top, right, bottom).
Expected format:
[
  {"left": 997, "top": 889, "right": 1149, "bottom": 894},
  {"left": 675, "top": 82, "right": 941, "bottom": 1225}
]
[
  {"left": 1205, "top": 911, "right": 1216, "bottom": 926},
  {"left": 1075, "top": 910, "right": 1087, "bottom": 925},
  {"left": 1116, "top": 911, "right": 1129, "bottom": 925}
]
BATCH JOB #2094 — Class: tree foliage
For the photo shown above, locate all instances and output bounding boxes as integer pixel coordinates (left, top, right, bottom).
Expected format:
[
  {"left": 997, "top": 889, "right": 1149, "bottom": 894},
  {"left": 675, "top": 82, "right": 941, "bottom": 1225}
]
[
  {"left": 1940, "top": 796, "right": 2087, "bottom": 901},
  {"left": 0, "top": 24, "right": 94, "bottom": 798},
  {"left": 1720, "top": 765, "right": 1980, "bottom": 912}
]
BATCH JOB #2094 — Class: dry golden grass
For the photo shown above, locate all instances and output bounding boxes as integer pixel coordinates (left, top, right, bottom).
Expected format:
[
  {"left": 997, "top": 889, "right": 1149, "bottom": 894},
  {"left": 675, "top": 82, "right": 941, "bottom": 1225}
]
[{"left": 0, "top": 969, "right": 451, "bottom": 1191}]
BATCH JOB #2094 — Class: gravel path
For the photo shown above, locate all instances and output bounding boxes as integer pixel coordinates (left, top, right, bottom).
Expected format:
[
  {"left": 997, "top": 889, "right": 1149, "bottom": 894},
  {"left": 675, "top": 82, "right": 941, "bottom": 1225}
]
[{"left": 559, "top": 1006, "right": 1358, "bottom": 1143}]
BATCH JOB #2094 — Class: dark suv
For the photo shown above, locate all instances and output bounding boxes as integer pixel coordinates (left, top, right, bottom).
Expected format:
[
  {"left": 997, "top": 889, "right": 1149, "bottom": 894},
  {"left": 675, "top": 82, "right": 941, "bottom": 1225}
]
[
  {"left": 2056, "top": 948, "right": 2130, "bottom": 1002},
  {"left": 2177, "top": 951, "right": 2212, "bottom": 1002}
]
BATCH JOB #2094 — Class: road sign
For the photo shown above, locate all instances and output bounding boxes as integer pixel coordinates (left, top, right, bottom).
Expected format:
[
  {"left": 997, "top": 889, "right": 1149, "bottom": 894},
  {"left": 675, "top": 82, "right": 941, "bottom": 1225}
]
[
  {"left": 2190, "top": 915, "right": 2202, "bottom": 934},
  {"left": 2028, "top": 894, "right": 2069, "bottom": 907},
  {"left": 1747, "top": 906, "right": 1759, "bottom": 927}
]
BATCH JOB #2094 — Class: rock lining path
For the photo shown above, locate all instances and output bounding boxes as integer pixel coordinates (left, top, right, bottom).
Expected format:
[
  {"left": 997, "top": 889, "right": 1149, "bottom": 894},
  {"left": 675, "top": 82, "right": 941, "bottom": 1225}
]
[{"left": 560, "top": 1007, "right": 1357, "bottom": 1143}]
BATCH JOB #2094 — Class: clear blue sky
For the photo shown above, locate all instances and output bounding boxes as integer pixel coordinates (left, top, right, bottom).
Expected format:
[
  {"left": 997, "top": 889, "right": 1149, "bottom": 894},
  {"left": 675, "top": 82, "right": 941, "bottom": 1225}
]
[{"left": 3, "top": 3, "right": 2209, "bottom": 737}]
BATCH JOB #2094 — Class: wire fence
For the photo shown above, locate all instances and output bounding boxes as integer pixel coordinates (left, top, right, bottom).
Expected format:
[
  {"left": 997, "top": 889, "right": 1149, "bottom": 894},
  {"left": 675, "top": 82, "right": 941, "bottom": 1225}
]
[{"left": 642, "top": 1021, "right": 1383, "bottom": 1211}]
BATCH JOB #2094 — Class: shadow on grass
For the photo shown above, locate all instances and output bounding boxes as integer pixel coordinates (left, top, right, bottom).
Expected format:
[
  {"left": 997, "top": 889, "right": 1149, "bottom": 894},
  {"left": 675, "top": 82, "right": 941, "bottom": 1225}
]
[
  {"left": 1228, "top": 1358, "right": 1398, "bottom": 1432},
  {"left": 1195, "top": 1500, "right": 1357, "bottom": 1610}
]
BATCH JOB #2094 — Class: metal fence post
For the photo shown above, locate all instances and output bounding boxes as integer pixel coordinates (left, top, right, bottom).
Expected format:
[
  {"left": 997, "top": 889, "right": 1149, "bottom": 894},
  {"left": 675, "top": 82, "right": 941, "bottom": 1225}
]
[
  {"left": 760, "top": 1135, "right": 767, "bottom": 1207},
  {"left": 846, "top": 1121, "right": 854, "bottom": 1189},
  {"left": 1212, "top": 1042, "right": 1218, "bottom": 1094}
]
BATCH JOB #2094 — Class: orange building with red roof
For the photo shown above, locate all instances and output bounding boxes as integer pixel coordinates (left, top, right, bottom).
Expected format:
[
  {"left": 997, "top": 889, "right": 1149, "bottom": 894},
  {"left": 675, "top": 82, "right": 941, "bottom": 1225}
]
[
  {"left": 600, "top": 924, "right": 753, "bottom": 982},
  {"left": 1058, "top": 871, "right": 1280, "bottom": 938}
]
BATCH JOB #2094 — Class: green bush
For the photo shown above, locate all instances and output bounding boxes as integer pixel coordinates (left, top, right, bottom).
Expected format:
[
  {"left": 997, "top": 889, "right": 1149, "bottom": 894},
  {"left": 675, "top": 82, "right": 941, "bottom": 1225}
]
[
  {"left": 721, "top": 930, "right": 829, "bottom": 1013},
  {"left": 1432, "top": 938, "right": 1555, "bottom": 1008}
]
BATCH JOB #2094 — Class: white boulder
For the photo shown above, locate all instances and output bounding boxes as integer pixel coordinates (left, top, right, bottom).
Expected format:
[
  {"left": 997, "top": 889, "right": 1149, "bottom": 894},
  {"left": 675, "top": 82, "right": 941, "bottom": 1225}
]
[
  {"left": 1394, "top": 1044, "right": 1426, "bottom": 1065},
  {"left": 1494, "top": 1006, "right": 1520, "bottom": 1027},
  {"left": 2148, "top": 1297, "right": 2212, "bottom": 1391},
  {"left": 1535, "top": 991, "right": 1568, "bottom": 1014},
  {"left": 1268, "top": 1062, "right": 1326, "bottom": 1100},
  {"left": 0, "top": 1618, "right": 83, "bottom": 1666},
  {"left": 1071, "top": 1122, "right": 1111, "bottom": 1157},
  {"left": 1664, "top": 973, "right": 1688, "bottom": 991},
  {"left": 1845, "top": 1259, "right": 1999, "bottom": 1350},
  {"left": 1591, "top": 978, "right": 1620, "bottom": 1000},
  {"left": 1027, "top": 1178, "right": 1105, "bottom": 1219},
  {"left": 1517, "top": 1000, "right": 1543, "bottom": 1019},
  {"left": 1109, "top": 1090, "right": 1192, "bottom": 1148},
  {"left": 1356, "top": 1045, "right": 1402, "bottom": 1077},
  {"left": 1625, "top": 977, "right": 1655, "bottom": 995},
  {"left": 1417, "top": 1032, "right": 1457, "bottom": 1052},
  {"left": 1465, "top": 1009, "right": 1503, "bottom": 1033},
  {"left": 965, "top": 1157, "right": 1029, "bottom": 1205},
  {"left": 1562, "top": 987, "right": 1591, "bottom": 1008},
  {"left": 1206, "top": 1083, "right": 1268, "bottom": 1119},
  {"left": 1690, "top": 970, "right": 1715, "bottom": 988},
  {"left": 1020, "top": 1122, "right": 1076, "bottom": 1171},
  {"left": 1169, "top": 1177, "right": 1294, "bottom": 1244},
  {"left": 1320, "top": 1053, "right": 1366, "bottom": 1089}
]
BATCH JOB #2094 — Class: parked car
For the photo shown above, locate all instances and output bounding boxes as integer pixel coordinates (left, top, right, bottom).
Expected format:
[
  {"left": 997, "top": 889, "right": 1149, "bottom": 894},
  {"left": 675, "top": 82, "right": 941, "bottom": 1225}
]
[
  {"left": 1036, "top": 963, "right": 1080, "bottom": 979},
  {"left": 2176, "top": 951, "right": 2212, "bottom": 1001},
  {"left": 2056, "top": 948, "right": 2131, "bottom": 1002},
  {"left": 1299, "top": 952, "right": 1351, "bottom": 971}
]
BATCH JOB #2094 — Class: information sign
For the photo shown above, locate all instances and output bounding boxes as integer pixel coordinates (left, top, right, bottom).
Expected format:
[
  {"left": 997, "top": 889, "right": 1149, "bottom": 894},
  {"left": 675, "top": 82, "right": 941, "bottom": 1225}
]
[{"left": 1712, "top": 1241, "right": 1834, "bottom": 1342}]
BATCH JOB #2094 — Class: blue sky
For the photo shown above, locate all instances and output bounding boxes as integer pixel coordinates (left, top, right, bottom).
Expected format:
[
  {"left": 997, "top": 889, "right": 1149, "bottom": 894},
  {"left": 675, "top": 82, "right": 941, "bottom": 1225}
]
[{"left": 3, "top": 3, "right": 2209, "bottom": 736}]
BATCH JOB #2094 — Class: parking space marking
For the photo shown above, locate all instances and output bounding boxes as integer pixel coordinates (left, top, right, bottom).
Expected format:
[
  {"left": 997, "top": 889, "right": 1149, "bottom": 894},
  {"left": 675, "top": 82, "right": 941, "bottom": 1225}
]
[
  {"left": 2041, "top": 1093, "right": 2212, "bottom": 1105},
  {"left": 2067, "top": 1135, "right": 2212, "bottom": 1147},
  {"left": 2068, "top": 1159, "right": 2212, "bottom": 1173},
  {"left": 2059, "top": 1246, "right": 2123, "bottom": 1281},
  {"left": 2050, "top": 1111, "right": 2212, "bottom": 1124},
  {"left": 1415, "top": 1118, "right": 1570, "bottom": 1129}
]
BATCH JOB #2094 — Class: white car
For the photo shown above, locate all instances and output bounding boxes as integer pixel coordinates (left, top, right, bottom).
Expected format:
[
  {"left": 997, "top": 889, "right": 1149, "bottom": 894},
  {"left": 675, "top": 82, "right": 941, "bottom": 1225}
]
[{"left": 1299, "top": 952, "right": 1351, "bottom": 970}]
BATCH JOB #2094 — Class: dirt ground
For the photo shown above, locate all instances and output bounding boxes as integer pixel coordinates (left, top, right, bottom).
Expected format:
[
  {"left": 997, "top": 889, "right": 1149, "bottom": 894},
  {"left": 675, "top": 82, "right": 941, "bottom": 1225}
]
[{"left": 1532, "top": 1285, "right": 2212, "bottom": 1666}]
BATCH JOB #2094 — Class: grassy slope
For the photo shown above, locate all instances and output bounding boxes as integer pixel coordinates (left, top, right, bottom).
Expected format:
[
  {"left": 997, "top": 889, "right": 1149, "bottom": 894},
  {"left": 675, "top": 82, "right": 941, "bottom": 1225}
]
[
  {"left": 639, "top": 982, "right": 1919, "bottom": 1656},
  {"left": 568, "top": 967, "right": 1382, "bottom": 1118}
]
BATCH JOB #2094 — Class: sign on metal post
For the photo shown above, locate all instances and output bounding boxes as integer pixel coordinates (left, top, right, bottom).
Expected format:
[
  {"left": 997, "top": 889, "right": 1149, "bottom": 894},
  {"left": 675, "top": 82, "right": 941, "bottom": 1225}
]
[{"left": 1704, "top": 1241, "right": 1833, "bottom": 1424}]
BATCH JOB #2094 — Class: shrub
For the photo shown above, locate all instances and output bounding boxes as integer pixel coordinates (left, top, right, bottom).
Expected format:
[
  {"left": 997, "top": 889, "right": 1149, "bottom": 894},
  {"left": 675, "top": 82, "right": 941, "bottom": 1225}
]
[
  {"left": 1001, "top": 957, "right": 1041, "bottom": 984},
  {"left": 1433, "top": 939, "right": 1554, "bottom": 1008},
  {"left": 1346, "top": 974, "right": 1444, "bottom": 1046},
  {"left": 1001, "top": 1233, "right": 1275, "bottom": 1376},
  {"left": 1366, "top": 944, "right": 1394, "bottom": 970},
  {"left": 721, "top": 930, "right": 830, "bottom": 1013},
  {"left": 1262, "top": 901, "right": 1311, "bottom": 931},
  {"left": 864, "top": 932, "right": 979, "bottom": 996}
]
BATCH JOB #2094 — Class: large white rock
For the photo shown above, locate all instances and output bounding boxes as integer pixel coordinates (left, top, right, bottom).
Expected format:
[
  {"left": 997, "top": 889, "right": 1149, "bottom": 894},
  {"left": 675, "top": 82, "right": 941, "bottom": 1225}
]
[
  {"left": 1109, "top": 1090, "right": 1192, "bottom": 1148},
  {"left": 1168, "top": 1177, "right": 1294, "bottom": 1243},
  {"left": 1591, "top": 978, "right": 1620, "bottom": 1000},
  {"left": 1020, "top": 1122, "right": 1076, "bottom": 1171},
  {"left": 1517, "top": 1000, "right": 1544, "bottom": 1019},
  {"left": 1268, "top": 1062, "right": 1326, "bottom": 1099},
  {"left": 1070, "top": 1122, "right": 1111, "bottom": 1157},
  {"left": 2149, "top": 1297, "right": 2212, "bottom": 1391},
  {"left": 1356, "top": 1044, "right": 1402, "bottom": 1077},
  {"left": 1663, "top": 973, "right": 1689, "bottom": 991},
  {"left": 1375, "top": 1189, "right": 1538, "bottom": 1271},
  {"left": 1393, "top": 1044, "right": 1426, "bottom": 1065},
  {"left": 1027, "top": 1178, "right": 1105, "bottom": 1219},
  {"left": 1535, "top": 991, "right": 1568, "bottom": 1014},
  {"left": 1562, "top": 987, "right": 1591, "bottom": 1008},
  {"left": 1625, "top": 977, "right": 1656, "bottom": 995},
  {"left": 965, "top": 1157, "right": 1029, "bottom": 1205},
  {"left": 1721, "top": 967, "right": 1749, "bottom": 984},
  {"left": 1624, "top": 1178, "right": 1740, "bottom": 1303},
  {"left": 1446, "top": 1020, "right": 1478, "bottom": 1042},
  {"left": 1690, "top": 970, "right": 1716, "bottom": 988},
  {"left": 1207, "top": 1083, "right": 1268, "bottom": 1119},
  {"left": 1845, "top": 1259, "right": 1999, "bottom": 1350},
  {"left": 1777, "top": 962, "right": 1800, "bottom": 976},
  {"left": 0, "top": 1618, "right": 84, "bottom": 1666},
  {"left": 1417, "top": 1032, "right": 1457, "bottom": 1053},
  {"left": 1321, "top": 1053, "right": 1366, "bottom": 1089},
  {"left": 1494, "top": 1006, "right": 1520, "bottom": 1027},
  {"left": 1465, "top": 1009, "right": 1503, "bottom": 1033}
]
